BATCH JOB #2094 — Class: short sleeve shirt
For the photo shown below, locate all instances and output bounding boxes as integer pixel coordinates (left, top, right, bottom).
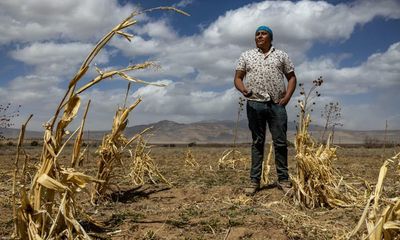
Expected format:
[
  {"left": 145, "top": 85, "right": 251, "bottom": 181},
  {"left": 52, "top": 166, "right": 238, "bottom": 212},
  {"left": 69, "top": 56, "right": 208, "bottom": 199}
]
[{"left": 235, "top": 46, "right": 295, "bottom": 102}]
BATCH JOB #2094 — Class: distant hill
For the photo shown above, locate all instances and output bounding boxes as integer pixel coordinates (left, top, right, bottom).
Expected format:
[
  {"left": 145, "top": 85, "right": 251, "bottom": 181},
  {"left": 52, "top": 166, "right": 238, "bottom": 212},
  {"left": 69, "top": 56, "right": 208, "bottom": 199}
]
[
  {"left": 1, "top": 120, "right": 399, "bottom": 144},
  {"left": 0, "top": 127, "right": 42, "bottom": 139}
]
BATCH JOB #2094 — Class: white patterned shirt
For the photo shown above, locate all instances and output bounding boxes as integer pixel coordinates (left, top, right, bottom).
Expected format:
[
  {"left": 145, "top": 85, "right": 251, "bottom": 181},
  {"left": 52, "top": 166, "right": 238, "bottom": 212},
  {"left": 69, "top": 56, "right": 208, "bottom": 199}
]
[{"left": 235, "top": 46, "right": 295, "bottom": 102}]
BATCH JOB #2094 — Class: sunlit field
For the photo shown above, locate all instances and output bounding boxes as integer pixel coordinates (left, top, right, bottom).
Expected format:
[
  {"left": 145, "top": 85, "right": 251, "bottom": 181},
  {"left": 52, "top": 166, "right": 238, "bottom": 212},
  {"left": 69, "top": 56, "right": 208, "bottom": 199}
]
[{"left": 1, "top": 143, "right": 399, "bottom": 239}]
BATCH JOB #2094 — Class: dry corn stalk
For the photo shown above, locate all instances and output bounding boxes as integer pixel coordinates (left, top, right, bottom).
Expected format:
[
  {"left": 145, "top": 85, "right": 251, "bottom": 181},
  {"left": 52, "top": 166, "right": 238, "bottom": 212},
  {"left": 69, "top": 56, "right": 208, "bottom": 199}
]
[
  {"left": 129, "top": 136, "right": 171, "bottom": 186},
  {"left": 13, "top": 6, "right": 188, "bottom": 239},
  {"left": 347, "top": 152, "right": 400, "bottom": 240},
  {"left": 223, "top": 194, "right": 253, "bottom": 206},
  {"left": 292, "top": 102, "right": 360, "bottom": 209},
  {"left": 218, "top": 97, "right": 248, "bottom": 170},
  {"left": 91, "top": 99, "right": 144, "bottom": 202},
  {"left": 12, "top": 114, "right": 33, "bottom": 238},
  {"left": 218, "top": 149, "right": 248, "bottom": 170},
  {"left": 14, "top": 99, "right": 105, "bottom": 240},
  {"left": 261, "top": 142, "right": 273, "bottom": 185},
  {"left": 185, "top": 147, "right": 199, "bottom": 167}
]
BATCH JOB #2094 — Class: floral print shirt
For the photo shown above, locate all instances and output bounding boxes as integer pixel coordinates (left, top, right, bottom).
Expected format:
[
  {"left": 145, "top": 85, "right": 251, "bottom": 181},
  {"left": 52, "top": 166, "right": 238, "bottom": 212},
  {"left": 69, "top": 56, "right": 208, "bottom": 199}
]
[{"left": 236, "top": 46, "right": 295, "bottom": 102}]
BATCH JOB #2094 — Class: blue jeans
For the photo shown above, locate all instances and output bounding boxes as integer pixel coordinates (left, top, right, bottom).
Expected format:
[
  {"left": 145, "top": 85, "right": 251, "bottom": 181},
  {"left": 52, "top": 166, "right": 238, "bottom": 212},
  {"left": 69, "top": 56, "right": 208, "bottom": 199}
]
[{"left": 246, "top": 100, "right": 288, "bottom": 183}]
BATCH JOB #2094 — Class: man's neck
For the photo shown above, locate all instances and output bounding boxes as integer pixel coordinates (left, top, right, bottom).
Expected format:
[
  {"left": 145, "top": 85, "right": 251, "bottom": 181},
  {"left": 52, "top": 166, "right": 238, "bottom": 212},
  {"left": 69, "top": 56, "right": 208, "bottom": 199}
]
[{"left": 259, "top": 44, "right": 272, "bottom": 53}]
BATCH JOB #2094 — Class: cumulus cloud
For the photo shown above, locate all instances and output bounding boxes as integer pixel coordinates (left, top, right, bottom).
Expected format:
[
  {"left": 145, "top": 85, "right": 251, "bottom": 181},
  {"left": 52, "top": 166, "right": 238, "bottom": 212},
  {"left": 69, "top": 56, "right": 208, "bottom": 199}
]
[
  {"left": 131, "top": 80, "right": 240, "bottom": 123},
  {"left": 297, "top": 41, "right": 400, "bottom": 94},
  {"left": 110, "top": 0, "right": 400, "bottom": 88},
  {"left": 0, "top": 0, "right": 137, "bottom": 43},
  {"left": 203, "top": 0, "right": 400, "bottom": 45},
  {"left": 10, "top": 42, "right": 110, "bottom": 77}
]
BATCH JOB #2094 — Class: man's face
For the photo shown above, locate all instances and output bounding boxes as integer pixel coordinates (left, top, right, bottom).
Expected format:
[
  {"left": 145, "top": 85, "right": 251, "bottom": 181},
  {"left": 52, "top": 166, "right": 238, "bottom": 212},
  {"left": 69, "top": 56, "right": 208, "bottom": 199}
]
[{"left": 255, "top": 30, "right": 271, "bottom": 48}]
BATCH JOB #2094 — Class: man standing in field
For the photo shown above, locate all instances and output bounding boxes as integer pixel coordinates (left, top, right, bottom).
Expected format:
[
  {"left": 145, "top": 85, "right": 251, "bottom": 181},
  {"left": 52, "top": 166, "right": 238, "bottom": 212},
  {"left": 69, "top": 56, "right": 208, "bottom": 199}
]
[{"left": 234, "top": 25, "right": 297, "bottom": 195}]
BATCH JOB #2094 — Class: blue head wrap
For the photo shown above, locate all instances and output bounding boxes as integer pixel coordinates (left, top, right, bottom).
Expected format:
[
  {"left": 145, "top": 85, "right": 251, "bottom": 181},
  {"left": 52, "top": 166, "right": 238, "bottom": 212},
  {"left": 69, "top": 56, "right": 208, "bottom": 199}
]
[{"left": 256, "top": 25, "right": 273, "bottom": 40}]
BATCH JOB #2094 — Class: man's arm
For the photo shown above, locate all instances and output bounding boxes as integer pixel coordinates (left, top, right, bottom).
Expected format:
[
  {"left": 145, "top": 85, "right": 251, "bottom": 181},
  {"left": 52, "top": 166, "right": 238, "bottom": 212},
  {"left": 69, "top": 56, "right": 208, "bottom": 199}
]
[
  {"left": 234, "top": 70, "right": 252, "bottom": 97},
  {"left": 278, "top": 71, "right": 297, "bottom": 106}
]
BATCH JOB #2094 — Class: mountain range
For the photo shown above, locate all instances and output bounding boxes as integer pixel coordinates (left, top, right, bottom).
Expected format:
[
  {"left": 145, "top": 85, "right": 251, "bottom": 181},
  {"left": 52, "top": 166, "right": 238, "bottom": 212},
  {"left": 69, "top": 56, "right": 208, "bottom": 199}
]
[{"left": 1, "top": 119, "right": 399, "bottom": 145}]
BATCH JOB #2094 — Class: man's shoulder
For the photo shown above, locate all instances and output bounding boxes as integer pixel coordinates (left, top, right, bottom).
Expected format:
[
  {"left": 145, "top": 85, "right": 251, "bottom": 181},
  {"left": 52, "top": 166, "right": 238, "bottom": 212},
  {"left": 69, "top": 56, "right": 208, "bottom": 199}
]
[
  {"left": 272, "top": 48, "right": 288, "bottom": 56},
  {"left": 240, "top": 48, "right": 259, "bottom": 58}
]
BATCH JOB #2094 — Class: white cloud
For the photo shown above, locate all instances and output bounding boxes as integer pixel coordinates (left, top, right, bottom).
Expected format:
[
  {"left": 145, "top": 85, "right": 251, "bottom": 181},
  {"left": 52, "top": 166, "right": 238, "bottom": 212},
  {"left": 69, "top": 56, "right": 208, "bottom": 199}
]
[
  {"left": 135, "top": 20, "right": 178, "bottom": 41},
  {"left": 8, "top": 75, "right": 62, "bottom": 95},
  {"left": 111, "top": 36, "right": 161, "bottom": 57},
  {"left": 341, "top": 102, "right": 400, "bottom": 130},
  {"left": 201, "top": 0, "right": 400, "bottom": 60},
  {"left": 0, "top": 0, "right": 137, "bottom": 44},
  {"left": 297, "top": 41, "right": 400, "bottom": 94},
  {"left": 173, "top": 0, "right": 194, "bottom": 8},
  {"left": 110, "top": 0, "right": 400, "bottom": 88},
  {"left": 130, "top": 81, "right": 240, "bottom": 124},
  {"left": 10, "top": 42, "right": 109, "bottom": 77}
]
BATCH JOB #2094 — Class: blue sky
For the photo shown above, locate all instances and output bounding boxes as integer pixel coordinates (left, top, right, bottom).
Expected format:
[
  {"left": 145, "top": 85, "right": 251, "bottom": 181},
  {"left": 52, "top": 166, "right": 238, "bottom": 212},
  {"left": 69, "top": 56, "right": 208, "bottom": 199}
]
[{"left": 0, "top": 0, "right": 399, "bottom": 131}]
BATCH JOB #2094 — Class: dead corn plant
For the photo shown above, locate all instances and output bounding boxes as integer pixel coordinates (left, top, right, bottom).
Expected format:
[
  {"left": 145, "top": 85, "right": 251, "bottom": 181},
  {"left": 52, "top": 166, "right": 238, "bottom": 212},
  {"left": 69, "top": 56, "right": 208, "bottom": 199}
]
[
  {"left": 91, "top": 99, "right": 150, "bottom": 202},
  {"left": 13, "top": 6, "right": 188, "bottom": 239},
  {"left": 223, "top": 194, "right": 253, "bottom": 206},
  {"left": 185, "top": 147, "right": 199, "bottom": 167},
  {"left": 11, "top": 114, "right": 33, "bottom": 238},
  {"left": 218, "top": 149, "right": 248, "bottom": 169},
  {"left": 218, "top": 97, "right": 248, "bottom": 169},
  {"left": 347, "top": 152, "right": 400, "bottom": 240},
  {"left": 261, "top": 142, "right": 274, "bottom": 185},
  {"left": 129, "top": 136, "right": 171, "bottom": 186},
  {"left": 292, "top": 78, "right": 360, "bottom": 208},
  {"left": 15, "top": 98, "right": 104, "bottom": 240}
]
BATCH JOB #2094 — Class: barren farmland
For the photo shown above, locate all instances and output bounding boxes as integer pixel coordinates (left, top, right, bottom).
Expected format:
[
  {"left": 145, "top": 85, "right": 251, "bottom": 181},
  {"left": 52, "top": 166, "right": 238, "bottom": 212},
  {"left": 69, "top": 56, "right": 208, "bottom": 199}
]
[{"left": 0, "top": 144, "right": 399, "bottom": 239}]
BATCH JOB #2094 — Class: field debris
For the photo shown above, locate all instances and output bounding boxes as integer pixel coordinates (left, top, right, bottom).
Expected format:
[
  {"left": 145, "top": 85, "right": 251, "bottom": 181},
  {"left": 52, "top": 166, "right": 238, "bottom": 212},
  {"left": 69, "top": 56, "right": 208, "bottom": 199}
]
[
  {"left": 264, "top": 200, "right": 351, "bottom": 239},
  {"left": 92, "top": 99, "right": 146, "bottom": 202},
  {"left": 129, "top": 136, "right": 171, "bottom": 186},
  {"left": 223, "top": 194, "right": 253, "bottom": 206},
  {"left": 185, "top": 147, "right": 199, "bottom": 167},
  {"left": 218, "top": 149, "right": 248, "bottom": 170},
  {"left": 347, "top": 152, "right": 400, "bottom": 239}
]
